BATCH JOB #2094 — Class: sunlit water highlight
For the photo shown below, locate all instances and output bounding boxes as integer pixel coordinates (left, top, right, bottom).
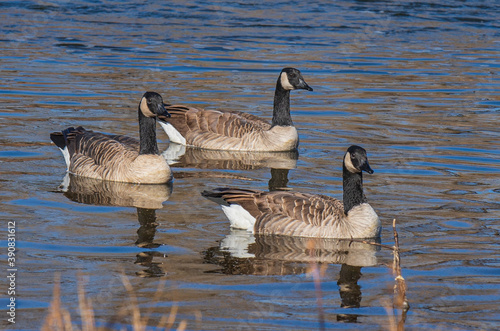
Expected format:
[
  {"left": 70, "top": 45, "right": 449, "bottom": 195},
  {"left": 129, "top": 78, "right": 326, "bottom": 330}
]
[{"left": 0, "top": 1, "right": 499, "bottom": 330}]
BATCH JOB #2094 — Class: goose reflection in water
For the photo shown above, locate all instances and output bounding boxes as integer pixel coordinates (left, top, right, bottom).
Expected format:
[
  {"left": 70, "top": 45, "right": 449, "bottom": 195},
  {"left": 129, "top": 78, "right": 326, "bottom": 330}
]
[
  {"left": 58, "top": 174, "right": 172, "bottom": 277},
  {"left": 164, "top": 143, "right": 297, "bottom": 170},
  {"left": 203, "top": 230, "right": 379, "bottom": 322},
  {"left": 163, "top": 144, "right": 296, "bottom": 191}
]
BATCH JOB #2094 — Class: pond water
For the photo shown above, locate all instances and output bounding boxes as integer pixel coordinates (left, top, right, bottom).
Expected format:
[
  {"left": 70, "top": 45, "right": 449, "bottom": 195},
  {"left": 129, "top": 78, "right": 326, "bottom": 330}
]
[{"left": 1, "top": 0, "right": 499, "bottom": 330}]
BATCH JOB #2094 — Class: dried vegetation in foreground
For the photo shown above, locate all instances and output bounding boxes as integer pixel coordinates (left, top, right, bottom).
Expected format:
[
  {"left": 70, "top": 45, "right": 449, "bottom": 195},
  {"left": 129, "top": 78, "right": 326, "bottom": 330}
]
[
  {"left": 42, "top": 220, "right": 408, "bottom": 330},
  {"left": 42, "top": 274, "right": 186, "bottom": 331}
]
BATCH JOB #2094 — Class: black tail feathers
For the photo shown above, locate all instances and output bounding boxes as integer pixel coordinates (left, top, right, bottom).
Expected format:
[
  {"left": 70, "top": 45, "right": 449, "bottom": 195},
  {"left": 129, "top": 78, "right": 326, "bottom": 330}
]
[
  {"left": 50, "top": 127, "right": 81, "bottom": 150},
  {"left": 50, "top": 132, "right": 68, "bottom": 149}
]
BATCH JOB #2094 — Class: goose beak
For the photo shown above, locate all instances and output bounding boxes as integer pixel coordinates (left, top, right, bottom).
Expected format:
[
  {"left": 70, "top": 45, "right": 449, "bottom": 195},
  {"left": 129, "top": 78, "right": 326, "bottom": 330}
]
[
  {"left": 297, "top": 78, "right": 313, "bottom": 91},
  {"left": 156, "top": 103, "right": 171, "bottom": 119},
  {"left": 361, "top": 161, "right": 374, "bottom": 174}
]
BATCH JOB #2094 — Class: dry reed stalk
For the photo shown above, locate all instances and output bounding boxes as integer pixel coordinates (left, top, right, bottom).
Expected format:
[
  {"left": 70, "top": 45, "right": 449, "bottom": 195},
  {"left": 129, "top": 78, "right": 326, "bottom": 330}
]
[
  {"left": 41, "top": 274, "right": 73, "bottom": 331},
  {"left": 114, "top": 274, "right": 191, "bottom": 330},
  {"left": 391, "top": 219, "right": 409, "bottom": 331},
  {"left": 392, "top": 219, "right": 409, "bottom": 310},
  {"left": 158, "top": 304, "right": 178, "bottom": 329},
  {"left": 42, "top": 272, "right": 192, "bottom": 331},
  {"left": 78, "top": 275, "right": 95, "bottom": 331},
  {"left": 120, "top": 274, "right": 145, "bottom": 331},
  {"left": 349, "top": 220, "right": 410, "bottom": 311},
  {"left": 382, "top": 297, "right": 397, "bottom": 331},
  {"left": 176, "top": 320, "right": 187, "bottom": 331},
  {"left": 349, "top": 219, "right": 410, "bottom": 330}
]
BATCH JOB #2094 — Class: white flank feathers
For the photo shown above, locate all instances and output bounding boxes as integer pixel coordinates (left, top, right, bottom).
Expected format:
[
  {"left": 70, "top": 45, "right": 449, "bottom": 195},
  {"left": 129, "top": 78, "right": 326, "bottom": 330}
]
[
  {"left": 60, "top": 146, "right": 71, "bottom": 171},
  {"left": 221, "top": 204, "right": 256, "bottom": 232},
  {"left": 159, "top": 121, "right": 187, "bottom": 145}
]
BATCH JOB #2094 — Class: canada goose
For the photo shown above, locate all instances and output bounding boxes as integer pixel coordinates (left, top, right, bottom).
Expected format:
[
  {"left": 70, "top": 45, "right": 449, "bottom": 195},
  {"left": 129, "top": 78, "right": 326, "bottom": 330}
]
[
  {"left": 158, "top": 67, "right": 313, "bottom": 151},
  {"left": 202, "top": 145, "right": 380, "bottom": 239},
  {"left": 50, "top": 92, "right": 173, "bottom": 184}
]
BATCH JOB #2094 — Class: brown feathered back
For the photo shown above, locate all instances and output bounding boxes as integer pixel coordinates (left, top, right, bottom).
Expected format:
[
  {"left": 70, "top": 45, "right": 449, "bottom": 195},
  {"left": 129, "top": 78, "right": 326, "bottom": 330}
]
[
  {"left": 161, "top": 105, "right": 298, "bottom": 151},
  {"left": 203, "top": 188, "right": 380, "bottom": 239},
  {"left": 52, "top": 127, "right": 171, "bottom": 184}
]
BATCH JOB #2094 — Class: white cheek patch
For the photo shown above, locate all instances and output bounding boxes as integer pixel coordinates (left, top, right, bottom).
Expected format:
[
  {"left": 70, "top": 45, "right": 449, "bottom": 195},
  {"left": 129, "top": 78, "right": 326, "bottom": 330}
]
[
  {"left": 221, "top": 204, "right": 256, "bottom": 232},
  {"left": 159, "top": 122, "right": 187, "bottom": 145},
  {"left": 140, "top": 97, "right": 156, "bottom": 117},
  {"left": 280, "top": 72, "right": 294, "bottom": 90},
  {"left": 344, "top": 152, "right": 359, "bottom": 173}
]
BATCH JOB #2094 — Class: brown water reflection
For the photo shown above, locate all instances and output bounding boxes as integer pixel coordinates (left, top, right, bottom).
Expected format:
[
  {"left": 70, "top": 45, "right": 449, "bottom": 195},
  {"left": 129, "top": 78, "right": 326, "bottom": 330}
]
[
  {"left": 0, "top": 0, "right": 499, "bottom": 330},
  {"left": 60, "top": 174, "right": 172, "bottom": 210},
  {"left": 204, "top": 233, "right": 378, "bottom": 275},
  {"left": 164, "top": 145, "right": 298, "bottom": 171},
  {"left": 204, "top": 234, "right": 377, "bottom": 324},
  {"left": 60, "top": 174, "right": 172, "bottom": 277}
]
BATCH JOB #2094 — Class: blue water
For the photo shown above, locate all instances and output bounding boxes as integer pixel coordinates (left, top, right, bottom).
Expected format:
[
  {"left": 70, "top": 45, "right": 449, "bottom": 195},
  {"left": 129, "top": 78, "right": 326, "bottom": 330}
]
[{"left": 1, "top": 0, "right": 499, "bottom": 330}]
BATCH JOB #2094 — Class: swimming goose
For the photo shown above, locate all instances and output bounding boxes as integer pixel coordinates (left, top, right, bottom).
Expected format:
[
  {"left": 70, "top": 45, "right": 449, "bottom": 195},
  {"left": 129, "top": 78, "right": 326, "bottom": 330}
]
[
  {"left": 159, "top": 67, "right": 313, "bottom": 151},
  {"left": 202, "top": 145, "right": 380, "bottom": 239},
  {"left": 50, "top": 92, "right": 173, "bottom": 184}
]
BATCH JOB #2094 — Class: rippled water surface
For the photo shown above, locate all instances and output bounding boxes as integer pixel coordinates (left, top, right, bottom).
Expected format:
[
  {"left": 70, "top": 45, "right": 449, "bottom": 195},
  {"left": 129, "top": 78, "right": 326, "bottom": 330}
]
[{"left": 1, "top": 1, "right": 499, "bottom": 330}]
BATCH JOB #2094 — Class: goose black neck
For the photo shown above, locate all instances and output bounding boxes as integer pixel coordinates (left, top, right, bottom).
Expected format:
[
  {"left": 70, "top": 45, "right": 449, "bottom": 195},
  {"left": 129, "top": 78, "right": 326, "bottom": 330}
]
[
  {"left": 136, "top": 208, "right": 158, "bottom": 247},
  {"left": 271, "top": 82, "right": 292, "bottom": 127},
  {"left": 343, "top": 166, "right": 367, "bottom": 214},
  {"left": 138, "top": 109, "right": 159, "bottom": 155}
]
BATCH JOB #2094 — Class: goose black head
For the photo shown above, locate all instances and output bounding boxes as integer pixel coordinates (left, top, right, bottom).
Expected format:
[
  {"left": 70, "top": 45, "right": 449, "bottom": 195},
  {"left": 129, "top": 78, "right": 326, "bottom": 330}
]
[
  {"left": 139, "top": 92, "right": 171, "bottom": 118},
  {"left": 343, "top": 145, "right": 373, "bottom": 174},
  {"left": 279, "top": 67, "right": 313, "bottom": 91}
]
